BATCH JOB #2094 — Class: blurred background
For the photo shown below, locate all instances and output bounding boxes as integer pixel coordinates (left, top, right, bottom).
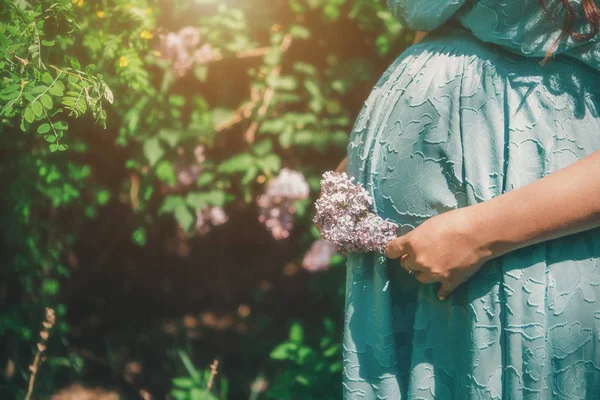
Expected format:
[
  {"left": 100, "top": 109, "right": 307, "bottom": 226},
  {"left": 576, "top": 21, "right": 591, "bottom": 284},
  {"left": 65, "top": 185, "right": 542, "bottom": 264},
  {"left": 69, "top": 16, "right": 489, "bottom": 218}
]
[{"left": 0, "top": 0, "right": 413, "bottom": 398}]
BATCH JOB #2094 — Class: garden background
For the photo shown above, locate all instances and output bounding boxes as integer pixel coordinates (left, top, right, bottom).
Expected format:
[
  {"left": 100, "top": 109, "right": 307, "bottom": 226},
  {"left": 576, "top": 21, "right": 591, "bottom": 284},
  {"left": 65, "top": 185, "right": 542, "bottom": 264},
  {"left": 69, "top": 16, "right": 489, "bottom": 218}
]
[{"left": 0, "top": 0, "right": 413, "bottom": 398}]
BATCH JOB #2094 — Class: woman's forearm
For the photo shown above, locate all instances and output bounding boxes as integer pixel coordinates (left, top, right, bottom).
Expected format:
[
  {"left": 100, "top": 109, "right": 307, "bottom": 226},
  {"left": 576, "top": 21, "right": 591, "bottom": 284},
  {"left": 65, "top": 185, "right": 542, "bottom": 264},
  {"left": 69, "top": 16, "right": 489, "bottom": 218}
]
[{"left": 472, "top": 150, "right": 600, "bottom": 259}]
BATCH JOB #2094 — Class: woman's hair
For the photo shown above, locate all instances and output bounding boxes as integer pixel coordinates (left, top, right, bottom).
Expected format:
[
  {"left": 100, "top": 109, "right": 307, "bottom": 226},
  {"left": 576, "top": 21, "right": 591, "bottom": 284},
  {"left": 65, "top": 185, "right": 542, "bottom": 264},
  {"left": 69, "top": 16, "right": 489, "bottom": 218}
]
[{"left": 540, "top": 0, "right": 600, "bottom": 62}]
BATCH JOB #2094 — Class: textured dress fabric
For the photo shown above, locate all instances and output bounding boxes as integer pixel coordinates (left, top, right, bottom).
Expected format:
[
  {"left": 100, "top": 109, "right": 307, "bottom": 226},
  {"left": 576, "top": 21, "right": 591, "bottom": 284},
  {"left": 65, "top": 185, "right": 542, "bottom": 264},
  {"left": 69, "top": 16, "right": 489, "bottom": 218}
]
[{"left": 343, "top": 1, "right": 600, "bottom": 398}]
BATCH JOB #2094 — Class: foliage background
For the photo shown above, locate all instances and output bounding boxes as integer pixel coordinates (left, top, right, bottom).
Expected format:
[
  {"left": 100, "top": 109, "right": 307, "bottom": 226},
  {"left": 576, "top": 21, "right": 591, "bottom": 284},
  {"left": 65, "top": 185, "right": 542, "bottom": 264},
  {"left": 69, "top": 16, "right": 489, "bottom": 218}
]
[{"left": 0, "top": 0, "right": 412, "bottom": 398}]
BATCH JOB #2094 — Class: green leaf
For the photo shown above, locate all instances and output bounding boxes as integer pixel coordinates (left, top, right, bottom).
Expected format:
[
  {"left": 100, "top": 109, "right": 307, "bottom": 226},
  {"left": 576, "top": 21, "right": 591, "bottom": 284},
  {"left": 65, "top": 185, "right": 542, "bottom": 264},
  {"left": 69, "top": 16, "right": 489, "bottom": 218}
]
[
  {"left": 52, "top": 120, "right": 68, "bottom": 130},
  {"left": 279, "top": 127, "right": 294, "bottom": 149},
  {"left": 295, "top": 375, "right": 310, "bottom": 386},
  {"left": 174, "top": 205, "right": 194, "bottom": 231},
  {"left": 241, "top": 165, "right": 259, "bottom": 185},
  {"left": 48, "top": 85, "right": 64, "bottom": 96},
  {"left": 324, "top": 344, "right": 340, "bottom": 357},
  {"left": 57, "top": 144, "right": 68, "bottom": 151},
  {"left": 252, "top": 140, "right": 272, "bottom": 156},
  {"left": 260, "top": 118, "right": 286, "bottom": 134},
  {"left": 211, "top": 108, "right": 235, "bottom": 128},
  {"left": 270, "top": 342, "right": 296, "bottom": 360},
  {"left": 172, "top": 377, "right": 194, "bottom": 389},
  {"left": 41, "top": 39, "right": 55, "bottom": 46},
  {"left": 170, "top": 390, "right": 188, "bottom": 400},
  {"left": 70, "top": 58, "right": 81, "bottom": 70},
  {"left": 44, "top": 135, "right": 57, "bottom": 143},
  {"left": 204, "top": 190, "right": 226, "bottom": 207},
  {"left": 290, "top": 25, "right": 310, "bottom": 39},
  {"left": 177, "top": 350, "right": 201, "bottom": 383},
  {"left": 0, "top": 84, "right": 19, "bottom": 96},
  {"left": 37, "top": 123, "right": 51, "bottom": 134},
  {"left": 40, "top": 94, "right": 53, "bottom": 109},
  {"left": 329, "top": 360, "right": 343, "bottom": 373},
  {"left": 32, "top": 85, "right": 48, "bottom": 94},
  {"left": 96, "top": 189, "right": 111, "bottom": 205},
  {"left": 158, "top": 129, "right": 181, "bottom": 148},
  {"left": 196, "top": 172, "right": 214, "bottom": 187},
  {"left": 217, "top": 153, "right": 255, "bottom": 173},
  {"left": 49, "top": 143, "right": 58, "bottom": 152},
  {"left": 103, "top": 85, "right": 114, "bottom": 104},
  {"left": 0, "top": 90, "right": 19, "bottom": 100},
  {"left": 186, "top": 192, "right": 207, "bottom": 210},
  {"left": 42, "top": 279, "right": 60, "bottom": 296},
  {"left": 257, "top": 154, "right": 281, "bottom": 173},
  {"left": 155, "top": 160, "right": 176, "bottom": 185},
  {"left": 132, "top": 227, "right": 147, "bottom": 246},
  {"left": 186, "top": 190, "right": 226, "bottom": 209},
  {"left": 143, "top": 137, "right": 164, "bottom": 166},
  {"left": 24, "top": 107, "right": 35, "bottom": 123},
  {"left": 160, "top": 196, "right": 186, "bottom": 214},
  {"left": 168, "top": 95, "right": 186, "bottom": 107},
  {"left": 190, "top": 388, "right": 218, "bottom": 400},
  {"left": 31, "top": 101, "right": 43, "bottom": 117},
  {"left": 289, "top": 323, "right": 303, "bottom": 344}
]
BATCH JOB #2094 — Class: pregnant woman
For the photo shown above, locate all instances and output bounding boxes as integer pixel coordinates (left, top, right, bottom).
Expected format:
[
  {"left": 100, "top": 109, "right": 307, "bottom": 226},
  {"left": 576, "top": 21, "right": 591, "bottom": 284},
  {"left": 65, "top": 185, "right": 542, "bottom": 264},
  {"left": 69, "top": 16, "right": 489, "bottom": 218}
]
[{"left": 341, "top": 0, "right": 600, "bottom": 398}]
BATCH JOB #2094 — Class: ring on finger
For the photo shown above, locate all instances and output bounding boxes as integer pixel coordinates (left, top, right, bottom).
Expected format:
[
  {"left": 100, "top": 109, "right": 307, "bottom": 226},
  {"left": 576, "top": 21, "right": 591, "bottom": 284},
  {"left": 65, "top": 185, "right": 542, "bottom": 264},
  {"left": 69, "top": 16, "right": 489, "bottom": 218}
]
[{"left": 401, "top": 257, "right": 414, "bottom": 275}]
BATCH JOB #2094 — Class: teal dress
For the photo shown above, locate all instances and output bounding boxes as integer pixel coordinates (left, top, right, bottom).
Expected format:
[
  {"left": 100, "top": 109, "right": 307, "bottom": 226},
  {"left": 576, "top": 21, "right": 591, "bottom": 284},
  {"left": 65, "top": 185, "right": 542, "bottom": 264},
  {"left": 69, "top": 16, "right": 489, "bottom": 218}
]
[{"left": 344, "top": 1, "right": 600, "bottom": 398}]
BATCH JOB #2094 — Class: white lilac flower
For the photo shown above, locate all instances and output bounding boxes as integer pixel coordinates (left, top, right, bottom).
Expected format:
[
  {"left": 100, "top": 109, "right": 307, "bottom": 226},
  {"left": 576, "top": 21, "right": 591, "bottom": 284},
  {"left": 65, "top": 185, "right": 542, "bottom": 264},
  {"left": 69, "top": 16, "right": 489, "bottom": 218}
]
[
  {"left": 302, "top": 240, "right": 338, "bottom": 272},
  {"left": 195, "top": 208, "right": 211, "bottom": 235},
  {"left": 265, "top": 168, "right": 310, "bottom": 200},
  {"left": 194, "top": 44, "right": 215, "bottom": 64},
  {"left": 195, "top": 206, "right": 229, "bottom": 235},
  {"left": 158, "top": 26, "right": 214, "bottom": 77},
  {"left": 257, "top": 168, "right": 309, "bottom": 240},
  {"left": 208, "top": 207, "right": 228, "bottom": 226},
  {"left": 313, "top": 171, "right": 397, "bottom": 254},
  {"left": 194, "top": 145, "right": 206, "bottom": 163},
  {"left": 257, "top": 195, "right": 295, "bottom": 240},
  {"left": 175, "top": 164, "right": 202, "bottom": 188},
  {"left": 177, "top": 26, "right": 201, "bottom": 49}
]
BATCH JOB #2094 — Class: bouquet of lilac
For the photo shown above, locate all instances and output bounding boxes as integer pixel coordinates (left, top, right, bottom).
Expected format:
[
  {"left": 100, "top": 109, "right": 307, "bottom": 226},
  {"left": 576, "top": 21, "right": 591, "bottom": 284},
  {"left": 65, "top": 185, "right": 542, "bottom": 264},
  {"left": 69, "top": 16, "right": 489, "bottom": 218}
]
[{"left": 313, "top": 171, "right": 397, "bottom": 254}]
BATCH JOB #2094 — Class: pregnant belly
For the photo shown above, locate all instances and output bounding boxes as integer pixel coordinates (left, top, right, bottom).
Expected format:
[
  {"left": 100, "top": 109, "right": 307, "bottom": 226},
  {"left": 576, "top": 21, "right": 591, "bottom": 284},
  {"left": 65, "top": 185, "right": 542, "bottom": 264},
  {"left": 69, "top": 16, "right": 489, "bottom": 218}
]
[{"left": 347, "top": 29, "right": 600, "bottom": 232}]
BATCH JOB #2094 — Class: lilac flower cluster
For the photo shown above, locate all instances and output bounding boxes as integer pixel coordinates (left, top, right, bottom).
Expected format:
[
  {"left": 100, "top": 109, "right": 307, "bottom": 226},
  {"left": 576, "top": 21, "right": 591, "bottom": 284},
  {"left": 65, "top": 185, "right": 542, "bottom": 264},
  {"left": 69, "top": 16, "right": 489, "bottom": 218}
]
[
  {"left": 160, "top": 146, "right": 206, "bottom": 195},
  {"left": 158, "top": 27, "right": 215, "bottom": 77},
  {"left": 257, "top": 169, "right": 310, "bottom": 240},
  {"left": 313, "top": 172, "right": 397, "bottom": 254},
  {"left": 195, "top": 206, "right": 229, "bottom": 235},
  {"left": 302, "top": 239, "right": 338, "bottom": 272}
]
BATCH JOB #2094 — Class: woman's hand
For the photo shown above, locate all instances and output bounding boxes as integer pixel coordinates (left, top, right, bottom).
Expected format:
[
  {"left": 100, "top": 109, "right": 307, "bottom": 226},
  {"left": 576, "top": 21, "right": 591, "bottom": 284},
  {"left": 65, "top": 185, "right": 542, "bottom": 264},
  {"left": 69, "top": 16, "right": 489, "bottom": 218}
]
[{"left": 385, "top": 207, "right": 493, "bottom": 301}]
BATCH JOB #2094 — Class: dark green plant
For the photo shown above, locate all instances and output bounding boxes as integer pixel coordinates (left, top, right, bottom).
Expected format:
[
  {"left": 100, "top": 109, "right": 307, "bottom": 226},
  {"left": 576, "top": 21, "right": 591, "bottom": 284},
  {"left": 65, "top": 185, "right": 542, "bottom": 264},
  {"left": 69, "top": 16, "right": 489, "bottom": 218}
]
[{"left": 0, "top": 0, "right": 410, "bottom": 397}]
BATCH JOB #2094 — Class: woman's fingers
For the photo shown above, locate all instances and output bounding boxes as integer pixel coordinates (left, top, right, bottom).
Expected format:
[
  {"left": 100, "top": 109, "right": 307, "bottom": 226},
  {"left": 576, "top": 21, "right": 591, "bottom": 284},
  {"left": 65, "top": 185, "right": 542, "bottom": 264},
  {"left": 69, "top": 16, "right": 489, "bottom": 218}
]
[
  {"left": 413, "top": 272, "right": 437, "bottom": 284},
  {"left": 437, "top": 280, "right": 459, "bottom": 301},
  {"left": 385, "top": 236, "right": 406, "bottom": 259}
]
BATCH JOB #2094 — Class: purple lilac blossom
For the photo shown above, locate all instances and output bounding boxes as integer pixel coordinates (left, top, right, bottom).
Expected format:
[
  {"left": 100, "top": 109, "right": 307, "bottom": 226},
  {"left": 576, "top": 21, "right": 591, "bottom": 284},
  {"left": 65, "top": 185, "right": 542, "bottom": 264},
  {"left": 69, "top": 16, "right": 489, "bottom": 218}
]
[
  {"left": 302, "top": 240, "right": 338, "bottom": 272},
  {"left": 257, "top": 168, "right": 309, "bottom": 240},
  {"left": 313, "top": 171, "right": 397, "bottom": 254}
]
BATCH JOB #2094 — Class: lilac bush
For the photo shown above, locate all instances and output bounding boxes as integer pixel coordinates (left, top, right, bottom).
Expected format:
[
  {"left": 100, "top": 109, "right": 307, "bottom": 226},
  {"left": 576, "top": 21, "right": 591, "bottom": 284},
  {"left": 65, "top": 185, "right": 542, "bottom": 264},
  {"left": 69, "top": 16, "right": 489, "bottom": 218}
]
[
  {"left": 314, "top": 172, "right": 397, "bottom": 254},
  {"left": 257, "top": 169, "right": 310, "bottom": 240}
]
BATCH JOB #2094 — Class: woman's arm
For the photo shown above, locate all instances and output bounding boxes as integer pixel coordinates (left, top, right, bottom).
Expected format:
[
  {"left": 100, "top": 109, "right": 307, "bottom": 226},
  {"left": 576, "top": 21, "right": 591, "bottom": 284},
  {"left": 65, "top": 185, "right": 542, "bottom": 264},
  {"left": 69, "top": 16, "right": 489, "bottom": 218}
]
[
  {"left": 473, "top": 150, "right": 600, "bottom": 257},
  {"left": 334, "top": 32, "right": 428, "bottom": 174},
  {"left": 386, "top": 150, "right": 600, "bottom": 300}
]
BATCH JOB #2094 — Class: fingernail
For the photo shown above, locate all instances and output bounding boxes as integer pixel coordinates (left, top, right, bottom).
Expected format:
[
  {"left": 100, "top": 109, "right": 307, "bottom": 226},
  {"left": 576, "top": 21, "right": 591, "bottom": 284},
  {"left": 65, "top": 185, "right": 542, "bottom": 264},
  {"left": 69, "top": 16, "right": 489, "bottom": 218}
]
[{"left": 438, "top": 296, "right": 445, "bottom": 301}]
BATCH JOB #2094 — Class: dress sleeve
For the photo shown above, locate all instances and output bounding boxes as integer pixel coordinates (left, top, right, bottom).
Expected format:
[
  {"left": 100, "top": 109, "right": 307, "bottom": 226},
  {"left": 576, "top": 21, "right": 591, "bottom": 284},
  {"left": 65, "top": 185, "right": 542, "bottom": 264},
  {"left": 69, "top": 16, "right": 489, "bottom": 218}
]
[{"left": 387, "top": 0, "right": 466, "bottom": 31}]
